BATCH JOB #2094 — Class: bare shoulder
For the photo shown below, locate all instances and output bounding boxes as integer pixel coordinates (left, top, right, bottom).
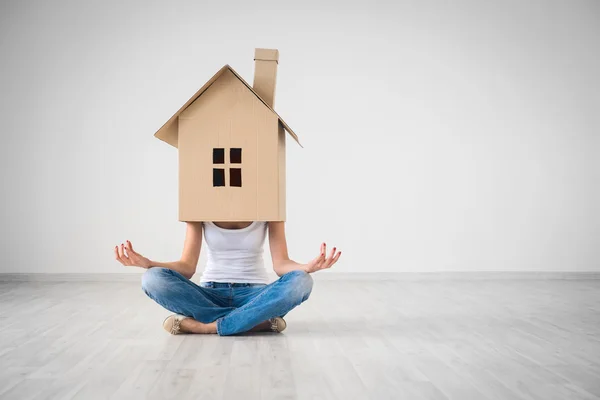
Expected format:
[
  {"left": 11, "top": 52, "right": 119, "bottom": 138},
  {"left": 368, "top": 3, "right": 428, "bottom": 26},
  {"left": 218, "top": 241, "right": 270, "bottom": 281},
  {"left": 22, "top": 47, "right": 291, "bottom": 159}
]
[
  {"left": 184, "top": 222, "right": 203, "bottom": 246},
  {"left": 186, "top": 221, "right": 203, "bottom": 231},
  {"left": 268, "top": 221, "right": 285, "bottom": 232}
]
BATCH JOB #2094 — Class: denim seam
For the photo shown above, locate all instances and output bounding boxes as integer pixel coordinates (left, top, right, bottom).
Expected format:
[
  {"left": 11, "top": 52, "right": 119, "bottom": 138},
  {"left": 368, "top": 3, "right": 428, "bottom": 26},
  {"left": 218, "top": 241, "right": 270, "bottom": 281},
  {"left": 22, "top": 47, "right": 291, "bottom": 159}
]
[{"left": 218, "top": 277, "right": 286, "bottom": 328}]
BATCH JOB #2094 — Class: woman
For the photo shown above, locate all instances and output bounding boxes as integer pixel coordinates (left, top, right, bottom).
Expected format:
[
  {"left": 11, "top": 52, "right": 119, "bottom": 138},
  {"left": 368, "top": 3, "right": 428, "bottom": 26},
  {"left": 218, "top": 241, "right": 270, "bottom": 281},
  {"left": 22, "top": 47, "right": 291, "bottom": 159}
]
[{"left": 114, "top": 221, "right": 341, "bottom": 336}]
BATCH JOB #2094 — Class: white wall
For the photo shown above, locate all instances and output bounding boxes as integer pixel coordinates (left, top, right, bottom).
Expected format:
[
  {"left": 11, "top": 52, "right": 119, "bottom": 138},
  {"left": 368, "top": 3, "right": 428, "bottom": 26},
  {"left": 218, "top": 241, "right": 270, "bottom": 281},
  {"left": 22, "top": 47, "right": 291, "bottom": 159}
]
[{"left": 1, "top": 0, "right": 598, "bottom": 274}]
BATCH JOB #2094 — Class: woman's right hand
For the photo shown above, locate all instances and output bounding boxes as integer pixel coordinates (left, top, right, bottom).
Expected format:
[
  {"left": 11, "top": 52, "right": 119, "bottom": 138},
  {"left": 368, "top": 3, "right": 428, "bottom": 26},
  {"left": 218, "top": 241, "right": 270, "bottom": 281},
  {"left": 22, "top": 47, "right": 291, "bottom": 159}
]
[{"left": 115, "top": 240, "right": 153, "bottom": 269}]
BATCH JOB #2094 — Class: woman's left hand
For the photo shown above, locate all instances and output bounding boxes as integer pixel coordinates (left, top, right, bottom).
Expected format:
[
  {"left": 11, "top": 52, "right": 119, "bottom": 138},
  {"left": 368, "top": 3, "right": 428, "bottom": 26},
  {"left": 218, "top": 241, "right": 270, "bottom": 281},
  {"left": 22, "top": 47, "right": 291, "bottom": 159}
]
[{"left": 303, "top": 242, "right": 342, "bottom": 274}]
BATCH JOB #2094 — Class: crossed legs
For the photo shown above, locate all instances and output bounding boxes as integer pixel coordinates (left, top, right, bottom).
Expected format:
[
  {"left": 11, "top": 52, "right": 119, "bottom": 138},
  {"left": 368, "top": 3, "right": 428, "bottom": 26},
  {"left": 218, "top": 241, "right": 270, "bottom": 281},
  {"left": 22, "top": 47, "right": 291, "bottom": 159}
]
[{"left": 141, "top": 267, "right": 313, "bottom": 336}]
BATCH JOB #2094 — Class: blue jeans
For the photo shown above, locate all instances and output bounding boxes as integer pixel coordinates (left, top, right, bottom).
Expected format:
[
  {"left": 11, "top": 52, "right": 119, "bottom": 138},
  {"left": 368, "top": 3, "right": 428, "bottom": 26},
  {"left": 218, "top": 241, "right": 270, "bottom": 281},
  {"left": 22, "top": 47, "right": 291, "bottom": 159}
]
[{"left": 141, "top": 268, "right": 313, "bottom": 336}]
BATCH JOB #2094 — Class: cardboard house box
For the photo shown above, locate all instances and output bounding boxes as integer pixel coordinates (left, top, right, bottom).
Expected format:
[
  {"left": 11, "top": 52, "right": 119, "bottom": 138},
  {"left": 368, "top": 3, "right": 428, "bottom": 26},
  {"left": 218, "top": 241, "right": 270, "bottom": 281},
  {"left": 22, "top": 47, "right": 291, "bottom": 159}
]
[{"left": 153, "top": 48, "right": 302, "bottom": 222}]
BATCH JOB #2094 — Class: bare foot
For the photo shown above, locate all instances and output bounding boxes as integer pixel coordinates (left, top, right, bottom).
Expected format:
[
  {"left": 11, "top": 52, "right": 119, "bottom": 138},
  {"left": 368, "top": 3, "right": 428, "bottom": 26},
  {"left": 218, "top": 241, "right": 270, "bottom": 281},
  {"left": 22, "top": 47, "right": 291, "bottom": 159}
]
[{"left": 180, "top": 319, "right": 218, "bottom": 334}]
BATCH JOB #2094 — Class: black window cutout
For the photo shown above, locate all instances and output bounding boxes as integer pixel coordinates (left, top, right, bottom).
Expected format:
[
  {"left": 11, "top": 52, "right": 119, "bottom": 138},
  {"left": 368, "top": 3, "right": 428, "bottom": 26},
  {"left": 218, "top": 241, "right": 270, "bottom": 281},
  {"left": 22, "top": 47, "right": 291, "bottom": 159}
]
[
  {"left": 213, "top": 168, "right": 225, "bottom": 187},
  {"left": 230, "top": 148, "right": 242, "bottom": 164},
  {"left": 213, "top": 148, "right": 225, "bottom": 164},
  {"left": 230, "top": 168, "right": 242, "bottom": 187}
]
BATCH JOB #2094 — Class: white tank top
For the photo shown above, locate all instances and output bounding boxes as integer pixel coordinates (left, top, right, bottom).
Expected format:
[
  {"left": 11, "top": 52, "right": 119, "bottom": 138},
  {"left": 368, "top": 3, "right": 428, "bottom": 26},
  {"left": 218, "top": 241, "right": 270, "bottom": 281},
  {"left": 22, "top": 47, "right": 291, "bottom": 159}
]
[{"left": 200, "top": 221, "right": 270, "bottom": 284}]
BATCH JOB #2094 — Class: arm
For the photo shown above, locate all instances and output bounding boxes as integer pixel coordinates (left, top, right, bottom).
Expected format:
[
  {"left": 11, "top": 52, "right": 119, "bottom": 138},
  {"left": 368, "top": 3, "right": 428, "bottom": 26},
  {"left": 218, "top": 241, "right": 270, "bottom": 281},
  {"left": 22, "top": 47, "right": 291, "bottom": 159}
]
[
  {"left": 268, "top": 221, "right": 305, "bottom": 277},
  {"left": 268, "top": 221, "right": 342, "bottom": 276},
  {"left": 115, "top": 222, "right": 203, "bottom": 280},
  {"left": 148, "top": 222, "right": 203, "bottom": 279}
]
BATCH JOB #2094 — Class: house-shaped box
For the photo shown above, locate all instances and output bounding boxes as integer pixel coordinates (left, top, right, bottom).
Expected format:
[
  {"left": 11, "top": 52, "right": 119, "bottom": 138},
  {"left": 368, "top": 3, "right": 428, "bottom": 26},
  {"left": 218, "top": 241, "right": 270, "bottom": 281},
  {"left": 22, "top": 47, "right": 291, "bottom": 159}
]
[{"left": 153, "top": 48, "right": 301, "bottom": 222}]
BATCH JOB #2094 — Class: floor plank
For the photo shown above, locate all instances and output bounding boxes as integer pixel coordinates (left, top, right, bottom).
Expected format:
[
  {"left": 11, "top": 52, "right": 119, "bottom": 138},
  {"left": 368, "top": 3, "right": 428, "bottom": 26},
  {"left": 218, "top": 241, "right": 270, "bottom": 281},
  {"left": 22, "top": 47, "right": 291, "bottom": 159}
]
[{"left": 0, "top": 279, "right": 599, "bottom": 400}]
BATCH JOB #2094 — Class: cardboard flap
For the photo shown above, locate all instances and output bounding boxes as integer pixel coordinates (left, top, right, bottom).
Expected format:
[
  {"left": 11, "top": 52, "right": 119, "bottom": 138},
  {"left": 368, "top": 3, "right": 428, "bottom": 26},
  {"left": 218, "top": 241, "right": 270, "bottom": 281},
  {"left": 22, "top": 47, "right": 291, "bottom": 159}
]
[{"left": 154, "top": 65, "right": 302, "bottom": 148}]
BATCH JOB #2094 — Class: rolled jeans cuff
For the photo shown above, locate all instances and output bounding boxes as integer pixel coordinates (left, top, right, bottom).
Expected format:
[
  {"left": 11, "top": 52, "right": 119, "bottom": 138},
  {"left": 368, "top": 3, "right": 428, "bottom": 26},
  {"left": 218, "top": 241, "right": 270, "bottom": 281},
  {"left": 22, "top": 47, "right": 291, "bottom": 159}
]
[{"left": 216, "top": 317, "right": 225, "bottom": 336}]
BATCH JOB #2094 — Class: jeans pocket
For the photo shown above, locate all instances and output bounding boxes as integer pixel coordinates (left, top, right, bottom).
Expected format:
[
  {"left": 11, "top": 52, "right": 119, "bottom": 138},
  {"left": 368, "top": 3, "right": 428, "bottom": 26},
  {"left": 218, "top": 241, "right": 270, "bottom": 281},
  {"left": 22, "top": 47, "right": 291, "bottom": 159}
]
[{"left": 200, "top": 282, "right": 214, "bottom": 288}]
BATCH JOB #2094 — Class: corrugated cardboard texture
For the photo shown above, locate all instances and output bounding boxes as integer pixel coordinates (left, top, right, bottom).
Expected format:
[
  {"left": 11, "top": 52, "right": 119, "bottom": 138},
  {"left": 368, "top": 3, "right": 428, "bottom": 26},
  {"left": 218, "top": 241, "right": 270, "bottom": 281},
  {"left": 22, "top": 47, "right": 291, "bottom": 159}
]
[
  {"left": 154, "top": 65, "right": 302, "bottom": 148},
  {"left": 178, "top": 69, "right": 283, "bottom": 221}
]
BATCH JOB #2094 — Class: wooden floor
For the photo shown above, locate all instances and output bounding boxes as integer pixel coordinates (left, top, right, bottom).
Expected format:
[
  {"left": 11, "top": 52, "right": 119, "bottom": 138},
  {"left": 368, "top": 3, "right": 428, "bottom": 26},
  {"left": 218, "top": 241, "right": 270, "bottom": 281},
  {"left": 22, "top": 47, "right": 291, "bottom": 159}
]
[{"left": 0, "top": 278, "right": 599, "bottom": 400}]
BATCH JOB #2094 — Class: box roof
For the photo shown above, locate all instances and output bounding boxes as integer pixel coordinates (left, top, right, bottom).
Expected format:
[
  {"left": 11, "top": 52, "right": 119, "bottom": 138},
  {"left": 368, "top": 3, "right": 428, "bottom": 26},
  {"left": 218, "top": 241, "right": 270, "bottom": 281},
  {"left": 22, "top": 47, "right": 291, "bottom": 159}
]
[{"left": 154, "top": 64, "right": 302, "bottom": 148}]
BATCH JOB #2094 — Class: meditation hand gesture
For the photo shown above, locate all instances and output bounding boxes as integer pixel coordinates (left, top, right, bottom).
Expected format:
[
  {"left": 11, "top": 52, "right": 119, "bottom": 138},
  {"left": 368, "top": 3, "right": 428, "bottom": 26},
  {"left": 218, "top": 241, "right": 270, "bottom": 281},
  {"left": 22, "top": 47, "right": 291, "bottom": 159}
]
[
  {"left": 303, "top": 242, "right": 341, "bottom": 274},
  {"left": 114, "top": 240, "right": 152, "bottom": 269}
]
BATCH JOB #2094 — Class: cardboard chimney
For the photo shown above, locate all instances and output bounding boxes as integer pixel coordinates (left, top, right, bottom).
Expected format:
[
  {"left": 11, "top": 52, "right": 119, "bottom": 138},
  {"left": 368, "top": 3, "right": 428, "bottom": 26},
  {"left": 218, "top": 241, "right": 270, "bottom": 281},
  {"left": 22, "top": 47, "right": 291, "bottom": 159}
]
[{"left": 153, "top": 49, "right": 301, "bottom": 222}]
